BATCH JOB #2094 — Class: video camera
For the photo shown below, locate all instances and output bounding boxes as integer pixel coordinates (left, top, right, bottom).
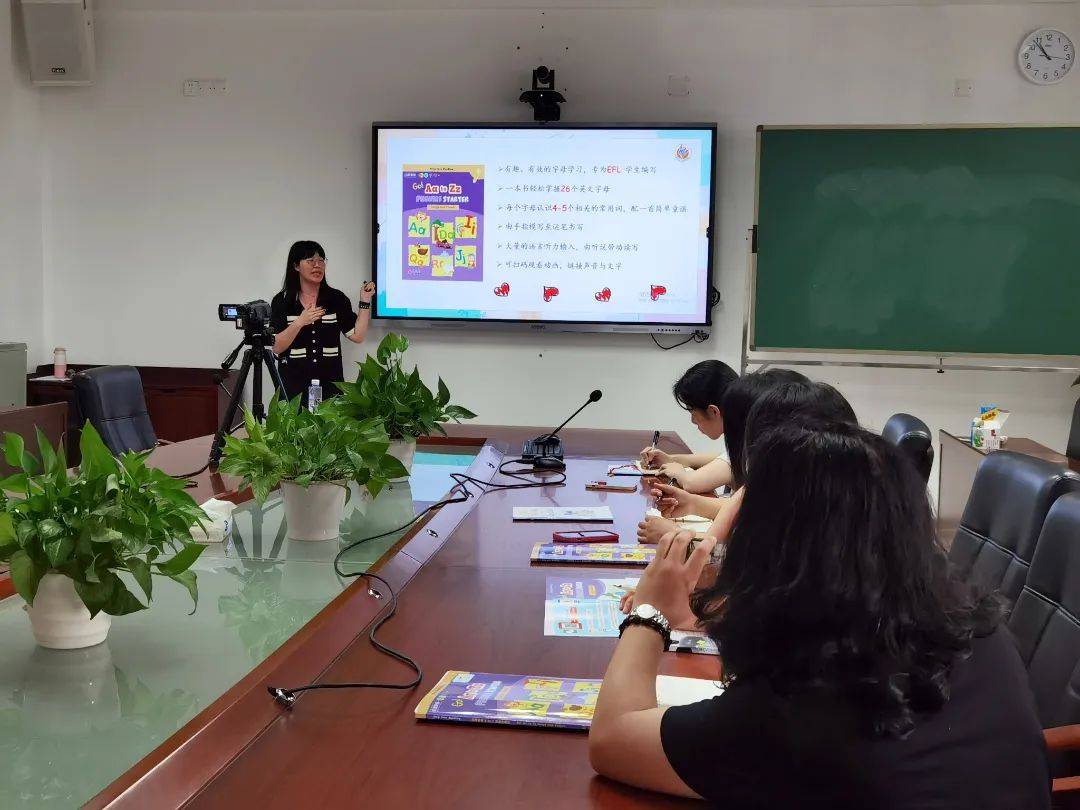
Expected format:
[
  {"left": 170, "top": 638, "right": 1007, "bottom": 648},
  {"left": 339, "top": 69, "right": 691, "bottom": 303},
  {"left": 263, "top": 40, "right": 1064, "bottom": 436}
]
[{"left": 218, "top": 300, "right": 273, "bottom": 339}]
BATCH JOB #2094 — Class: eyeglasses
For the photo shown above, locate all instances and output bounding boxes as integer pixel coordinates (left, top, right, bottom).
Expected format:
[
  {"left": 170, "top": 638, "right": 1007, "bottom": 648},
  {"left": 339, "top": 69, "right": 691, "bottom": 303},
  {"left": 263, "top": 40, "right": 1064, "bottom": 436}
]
[{"left": 303, "top": 256, "right": 327, "bottom": 266}]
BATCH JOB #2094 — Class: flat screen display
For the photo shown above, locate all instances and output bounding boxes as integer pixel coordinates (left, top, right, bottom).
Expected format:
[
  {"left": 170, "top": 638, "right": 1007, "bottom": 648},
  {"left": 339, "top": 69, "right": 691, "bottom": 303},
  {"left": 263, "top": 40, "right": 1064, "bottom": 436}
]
[{"left": 372, "top": 124, "right": 716, "bottom": 331}]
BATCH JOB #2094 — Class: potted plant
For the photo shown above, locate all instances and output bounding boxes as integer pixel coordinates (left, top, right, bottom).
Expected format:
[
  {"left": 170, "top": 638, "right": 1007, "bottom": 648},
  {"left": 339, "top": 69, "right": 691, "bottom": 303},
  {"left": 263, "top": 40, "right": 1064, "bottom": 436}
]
[
  {"left": 219, "top": 396, "right": 407, "bottom": 541},
  {"left": 0, "top": 425, "right": 208, "bottom": 650},
  {"left": 332, "top": 333, "right": 476, "bottom": 475}
]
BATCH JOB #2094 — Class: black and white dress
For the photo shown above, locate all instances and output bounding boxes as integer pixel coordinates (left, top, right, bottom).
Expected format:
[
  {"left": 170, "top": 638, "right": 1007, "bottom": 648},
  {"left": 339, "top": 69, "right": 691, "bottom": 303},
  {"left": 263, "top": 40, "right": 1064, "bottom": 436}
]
[{"left": 270, "top": 285, "right": 358, "bottom": 404}]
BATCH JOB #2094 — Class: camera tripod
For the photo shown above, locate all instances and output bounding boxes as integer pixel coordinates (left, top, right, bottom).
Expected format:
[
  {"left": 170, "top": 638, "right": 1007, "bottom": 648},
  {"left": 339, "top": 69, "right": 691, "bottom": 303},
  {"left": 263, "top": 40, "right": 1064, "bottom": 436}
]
[{"left": 208, "top": 328, "right": 287, "bottom": 468}]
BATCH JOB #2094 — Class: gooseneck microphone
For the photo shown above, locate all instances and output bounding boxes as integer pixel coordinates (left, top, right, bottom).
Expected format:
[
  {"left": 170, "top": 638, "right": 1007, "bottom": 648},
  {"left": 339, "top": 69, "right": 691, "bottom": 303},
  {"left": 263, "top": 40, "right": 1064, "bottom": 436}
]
[{"left": 521, "top": 390, "right": 603, "bottom": 469}]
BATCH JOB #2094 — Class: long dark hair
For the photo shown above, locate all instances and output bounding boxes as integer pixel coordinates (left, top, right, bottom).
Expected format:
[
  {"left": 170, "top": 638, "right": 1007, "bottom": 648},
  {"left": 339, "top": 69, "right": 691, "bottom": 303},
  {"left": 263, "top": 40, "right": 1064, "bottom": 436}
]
[
  {"left": 672, "top": 361, "right": 739, "bottom": 412},
  {"left": 693, "top": 420, "right": 1002, "bottom": 739},
  {"left": 720, "top": 370, "right": 811, "bottom": 487},
  {"left": 280, "top": 240, "right": 327, "bottom": 302}
]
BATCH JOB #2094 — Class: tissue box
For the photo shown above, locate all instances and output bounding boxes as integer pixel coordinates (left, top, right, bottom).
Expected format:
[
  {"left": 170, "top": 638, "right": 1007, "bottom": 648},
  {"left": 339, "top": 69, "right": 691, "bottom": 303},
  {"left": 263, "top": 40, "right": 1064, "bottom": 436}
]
[{"left": 190, "top": 498, "right": 236, "bottom": 544}]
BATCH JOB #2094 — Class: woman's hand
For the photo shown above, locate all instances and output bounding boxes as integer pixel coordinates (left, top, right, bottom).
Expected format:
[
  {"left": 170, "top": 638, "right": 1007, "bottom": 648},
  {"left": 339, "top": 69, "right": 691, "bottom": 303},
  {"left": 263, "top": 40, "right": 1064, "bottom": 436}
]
[
  {"left": 639, "top": 447, "right": 670, "bottom": 469},
  {"left": 658, "top": 462, "right": 684, "bottom": 482},
  {"left": 359, "top": 281, "right": 376, "bottom": 303},
  {"left": 631, "top": 530, "right": 715, "bottom": 632},
  {"left": 637, "top": 515, "right": 677, "bottom": 545},
  {"left": 650, "top": 482, "right": 698, "bottom": 519},
  {"left": 296, "top": 303, "right": 325, "bottom": 328}
]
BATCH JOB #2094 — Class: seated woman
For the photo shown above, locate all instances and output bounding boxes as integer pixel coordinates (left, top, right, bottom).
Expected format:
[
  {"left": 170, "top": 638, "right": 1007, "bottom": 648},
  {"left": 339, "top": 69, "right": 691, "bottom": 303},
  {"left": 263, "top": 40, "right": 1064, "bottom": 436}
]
[
  {"left": 639, "top": 360, "right": 741, "bottom": 492},
  {"left": 591, "top": 420, "right": 1050, "bottom": 808},
  {"left": 639, "top": 375, "right": 850, "bottom": 545}
]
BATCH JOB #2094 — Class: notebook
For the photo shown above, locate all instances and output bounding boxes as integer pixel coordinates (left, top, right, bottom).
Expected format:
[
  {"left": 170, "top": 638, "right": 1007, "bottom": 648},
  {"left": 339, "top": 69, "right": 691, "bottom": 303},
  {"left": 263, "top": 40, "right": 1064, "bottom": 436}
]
[
  {"left": 512, "top": 506, "right": 614, "bottom": 522},
  {"left": 530, "top": 542, "right": 655, "bottom": 566}
]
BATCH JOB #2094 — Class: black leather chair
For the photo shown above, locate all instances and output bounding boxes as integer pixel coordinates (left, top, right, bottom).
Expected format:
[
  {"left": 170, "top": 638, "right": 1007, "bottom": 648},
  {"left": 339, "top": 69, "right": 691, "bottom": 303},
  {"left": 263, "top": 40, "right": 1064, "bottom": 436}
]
[
  {"left": 1007, "top": 493, "right": 1080, "bottom": 801},
  {"left": 881, "top": 412, "right": 934, "bottom": 483},
  {"left": 73, "top": 366, "right": 159, "bottom": 455},
  {"left": 949, "top": 451, "right": 1080, "bottom": 611}
]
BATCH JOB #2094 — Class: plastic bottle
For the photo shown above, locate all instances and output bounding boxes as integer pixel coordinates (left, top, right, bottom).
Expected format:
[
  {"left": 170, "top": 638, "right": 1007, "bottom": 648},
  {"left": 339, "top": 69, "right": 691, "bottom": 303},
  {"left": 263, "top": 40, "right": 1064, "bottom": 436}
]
[
  {"left": 308, "top": 379, "right": 322, "bottom": 412},
  {"left": 53, "top": 347, "right": 67, "bottom": 379}
]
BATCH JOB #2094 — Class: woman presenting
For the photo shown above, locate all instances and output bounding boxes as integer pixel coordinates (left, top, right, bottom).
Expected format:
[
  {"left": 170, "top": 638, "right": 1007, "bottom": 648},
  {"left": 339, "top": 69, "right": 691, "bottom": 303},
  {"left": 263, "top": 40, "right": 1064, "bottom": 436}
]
[{"left": 270, "top": 240, "right": 375, "bottom": 405}]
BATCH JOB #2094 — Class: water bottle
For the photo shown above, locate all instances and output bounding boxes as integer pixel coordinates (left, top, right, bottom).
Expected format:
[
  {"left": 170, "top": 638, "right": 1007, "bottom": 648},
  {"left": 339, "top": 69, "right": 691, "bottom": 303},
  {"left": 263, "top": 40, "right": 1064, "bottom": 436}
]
[{"left": 307, "top": 379, "right": 322, "bottom": 412}]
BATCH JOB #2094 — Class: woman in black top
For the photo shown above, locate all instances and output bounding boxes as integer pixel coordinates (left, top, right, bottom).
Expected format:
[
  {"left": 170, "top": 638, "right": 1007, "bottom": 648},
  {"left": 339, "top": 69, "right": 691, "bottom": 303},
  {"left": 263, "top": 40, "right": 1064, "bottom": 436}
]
[
  {"left": 589, "top": 417, "right": 1050, "bottom": 808},
  {"left": 270, "top": 240, "right": 375, "bottom": 405}
]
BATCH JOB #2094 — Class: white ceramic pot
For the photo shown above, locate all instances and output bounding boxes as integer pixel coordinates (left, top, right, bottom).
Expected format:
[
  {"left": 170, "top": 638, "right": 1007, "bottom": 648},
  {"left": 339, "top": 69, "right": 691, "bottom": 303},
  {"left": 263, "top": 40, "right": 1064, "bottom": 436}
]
[
  {"left": 27, "top": 573, "right": 111, "bottom": 650},
  {"left": 281, "top": 480, "right": 347, "bottom": 541},
  {"left": 387, "top": 439, "right": 418, "bottom": 480}
]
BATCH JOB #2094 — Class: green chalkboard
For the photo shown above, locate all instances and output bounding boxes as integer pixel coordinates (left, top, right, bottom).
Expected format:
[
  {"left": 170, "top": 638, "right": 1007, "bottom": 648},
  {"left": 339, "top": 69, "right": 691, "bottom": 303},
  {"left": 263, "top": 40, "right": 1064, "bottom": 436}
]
[{"left": 752, "top": 127, "right": 1080, "bottom": 356}]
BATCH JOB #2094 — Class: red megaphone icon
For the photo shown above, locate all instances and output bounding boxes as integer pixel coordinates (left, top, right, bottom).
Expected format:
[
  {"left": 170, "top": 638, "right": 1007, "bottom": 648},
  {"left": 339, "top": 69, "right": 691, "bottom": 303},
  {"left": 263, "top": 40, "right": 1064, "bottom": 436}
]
[
  {"left": 494, "top": 282, "right": 510, "bottom": 297},
  {"left": 543, "top": 286, "right": 560, "bottom": 302},
  {"left": 594, "top": 287, "right": 611, "bottom": 302},
  {"left": 650, "top": 285, "right": 667, "bottom": 301}
]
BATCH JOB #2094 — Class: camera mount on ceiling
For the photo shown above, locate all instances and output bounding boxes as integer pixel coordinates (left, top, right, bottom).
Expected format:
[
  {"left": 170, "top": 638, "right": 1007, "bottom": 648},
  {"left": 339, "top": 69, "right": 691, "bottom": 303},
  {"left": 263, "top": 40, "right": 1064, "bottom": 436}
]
[{"left": 520, "top": 65, "right": 565, "bottom": 123}]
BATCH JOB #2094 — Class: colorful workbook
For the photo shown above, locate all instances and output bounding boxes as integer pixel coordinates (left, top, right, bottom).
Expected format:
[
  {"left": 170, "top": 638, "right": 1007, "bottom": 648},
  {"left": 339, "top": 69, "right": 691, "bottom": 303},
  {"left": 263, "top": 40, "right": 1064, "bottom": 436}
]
[
  {"left": 544, "top": 576, "right": 720, "bottom": 655},
  {"left": 530, "top": 542, "right": 655, "bottom": 566},
  {"left": 512, "top": 506, "right": 614, "bottom": 522},
  {"left": 545, "top": 576, "right": 636, "bottom": 637},
  {"left": 414, "top": 671, "right": 724, "bottom": 730}
]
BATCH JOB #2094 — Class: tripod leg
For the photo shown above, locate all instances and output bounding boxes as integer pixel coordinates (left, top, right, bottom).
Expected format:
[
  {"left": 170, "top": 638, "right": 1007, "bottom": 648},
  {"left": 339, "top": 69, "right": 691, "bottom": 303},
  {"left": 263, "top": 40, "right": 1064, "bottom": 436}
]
[
  {"left": 262, "top": 347, "right": 288, "bottom": 399},
  {"left": 209, "top": 348, "right": 255, "bottom": 468},
  {"left": 251, "top": 349, "right": 265, "bottom": 423}
]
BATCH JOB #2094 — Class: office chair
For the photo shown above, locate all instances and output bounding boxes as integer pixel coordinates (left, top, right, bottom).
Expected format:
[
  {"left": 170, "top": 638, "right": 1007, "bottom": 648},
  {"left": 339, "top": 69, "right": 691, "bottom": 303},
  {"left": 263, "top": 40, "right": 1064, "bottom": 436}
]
[
  {"left": 881, "top": 412, "right": 934, "bottom": 484},
  {"left": 1006, "top": 493, "right": 1080, "bottom": 801},
  {"left": 73, "top": 366, "right": 160, "bottom": 455},
  {"left": 949, "top": 451, "right": 1080, "bottom": 612}
]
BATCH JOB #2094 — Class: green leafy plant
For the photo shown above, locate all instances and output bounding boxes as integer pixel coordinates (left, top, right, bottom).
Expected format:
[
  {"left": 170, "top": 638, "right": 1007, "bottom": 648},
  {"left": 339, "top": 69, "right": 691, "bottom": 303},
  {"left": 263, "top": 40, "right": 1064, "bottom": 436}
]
[
  {"left": 219, "top": 395, "right": 408, "bottom": 502},
  {"left": 331, "top": 333, "right": 476, "bottom": 441},
  {"left": 0, "top": 424, "right": 208, "bottom": 617}
]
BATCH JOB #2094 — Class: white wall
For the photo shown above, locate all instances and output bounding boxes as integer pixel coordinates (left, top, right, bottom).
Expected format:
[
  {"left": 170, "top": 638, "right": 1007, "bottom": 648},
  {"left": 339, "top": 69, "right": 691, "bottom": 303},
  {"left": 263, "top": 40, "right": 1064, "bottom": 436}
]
[
  {"left": 32, "top": 2, "right": 1080, "bottom": 495},
  {"left": 0, "top": 0, "right": 43, "bottom": 368}
]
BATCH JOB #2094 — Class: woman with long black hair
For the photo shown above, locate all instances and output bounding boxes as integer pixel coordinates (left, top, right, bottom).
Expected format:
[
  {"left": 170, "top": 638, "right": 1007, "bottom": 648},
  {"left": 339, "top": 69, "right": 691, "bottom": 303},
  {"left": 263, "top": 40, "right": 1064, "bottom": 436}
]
[
  {"left": 591, "top": 417, "right": 1050, "bottom": 808},
  {"left": 270, "top": 240, "right": 375, "bottom": 405}
]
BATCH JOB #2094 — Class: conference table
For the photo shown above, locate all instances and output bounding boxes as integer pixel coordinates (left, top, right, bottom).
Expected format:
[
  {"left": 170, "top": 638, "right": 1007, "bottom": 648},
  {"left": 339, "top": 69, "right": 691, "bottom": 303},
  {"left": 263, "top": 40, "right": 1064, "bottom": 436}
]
[{"left": 0, "top": 425, "right": 716, "bottom": 809}]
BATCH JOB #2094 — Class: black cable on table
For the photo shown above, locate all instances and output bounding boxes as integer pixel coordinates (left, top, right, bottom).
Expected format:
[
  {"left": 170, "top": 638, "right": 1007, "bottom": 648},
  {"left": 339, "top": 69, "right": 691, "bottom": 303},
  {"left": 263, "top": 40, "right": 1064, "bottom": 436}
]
[{"left": 266, "top": 457, "right": 567, "bottom": 707}]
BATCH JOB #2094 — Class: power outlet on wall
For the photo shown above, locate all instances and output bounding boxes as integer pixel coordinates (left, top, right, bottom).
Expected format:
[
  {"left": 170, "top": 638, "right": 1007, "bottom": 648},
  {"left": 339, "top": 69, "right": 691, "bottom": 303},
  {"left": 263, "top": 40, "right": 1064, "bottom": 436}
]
[
  {"left": 953, "top": 78, "right": 974, "bottom": 98},
  {"left": 182, "top": 78, "right": 228, "bottom": 97}
]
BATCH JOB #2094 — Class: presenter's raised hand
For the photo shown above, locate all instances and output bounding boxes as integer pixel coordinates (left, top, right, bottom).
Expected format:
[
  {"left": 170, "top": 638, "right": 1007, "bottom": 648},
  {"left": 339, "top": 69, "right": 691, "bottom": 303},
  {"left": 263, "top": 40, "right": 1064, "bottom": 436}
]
[{"left": 359, "top": 281, "right": 376, "bottom": 304}]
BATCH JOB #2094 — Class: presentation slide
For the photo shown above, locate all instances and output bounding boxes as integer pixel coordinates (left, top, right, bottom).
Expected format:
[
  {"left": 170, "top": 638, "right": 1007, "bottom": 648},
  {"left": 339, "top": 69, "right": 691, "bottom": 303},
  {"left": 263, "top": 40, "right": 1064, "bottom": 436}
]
[{"left": 373, "top": 126, "right": 715, "bottom": 326}]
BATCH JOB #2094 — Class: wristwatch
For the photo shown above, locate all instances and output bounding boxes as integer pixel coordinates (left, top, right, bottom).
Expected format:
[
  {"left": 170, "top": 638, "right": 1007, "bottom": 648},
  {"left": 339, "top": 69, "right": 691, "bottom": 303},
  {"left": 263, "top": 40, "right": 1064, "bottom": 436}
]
[
  {"left": 619, "top": 603, "right": 672, "bottom": 649},
  {"left": 357, "top": 300, "right": 371, "bottom": 310}
]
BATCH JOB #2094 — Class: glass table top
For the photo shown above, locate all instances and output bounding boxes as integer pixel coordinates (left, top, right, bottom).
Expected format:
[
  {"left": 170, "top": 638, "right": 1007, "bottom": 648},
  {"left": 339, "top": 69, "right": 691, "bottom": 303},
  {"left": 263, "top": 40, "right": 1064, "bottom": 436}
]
[{"left": 0, "top": 448, "right": 479, "bottom": 808}]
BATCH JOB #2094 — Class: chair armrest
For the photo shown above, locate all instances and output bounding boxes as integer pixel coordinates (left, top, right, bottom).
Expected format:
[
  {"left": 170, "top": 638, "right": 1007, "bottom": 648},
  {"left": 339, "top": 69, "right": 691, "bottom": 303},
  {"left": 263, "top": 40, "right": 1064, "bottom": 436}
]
[{"left": 1045, "top": 724, "right": 1080, "bottom": 753}]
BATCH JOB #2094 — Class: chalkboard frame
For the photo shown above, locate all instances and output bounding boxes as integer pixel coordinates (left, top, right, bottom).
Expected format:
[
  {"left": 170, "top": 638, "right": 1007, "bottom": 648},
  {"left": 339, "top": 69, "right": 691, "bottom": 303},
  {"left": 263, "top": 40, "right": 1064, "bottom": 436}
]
[{"left": 748, "top": 124, "right": 1080, "bottom": 362}]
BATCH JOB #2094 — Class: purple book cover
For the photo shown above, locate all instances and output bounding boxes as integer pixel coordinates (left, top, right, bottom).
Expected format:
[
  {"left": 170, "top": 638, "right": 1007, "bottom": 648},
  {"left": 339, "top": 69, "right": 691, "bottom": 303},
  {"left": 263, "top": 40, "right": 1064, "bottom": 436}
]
[
  {"left": 414, "top": 671, "right": 599, "bottom": 731},
  {"left": 530, "top": 542, "right": 654, "bottom": 567},
  {"left": 402, "top": 165, "right": 484, "bottom": 282}
]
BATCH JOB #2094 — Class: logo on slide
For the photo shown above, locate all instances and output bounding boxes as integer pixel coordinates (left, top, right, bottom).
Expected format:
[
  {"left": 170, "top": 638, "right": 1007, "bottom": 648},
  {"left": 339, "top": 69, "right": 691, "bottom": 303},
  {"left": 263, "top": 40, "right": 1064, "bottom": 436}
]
[
  {"left": 674, "top": 145, "right": 691, "bottom": 161},
  {"left": 594, "top": 287, "right": 612, "bottom": 302},
  {"left": 650, "top": 285, "right": 667, "bottom": 301},
  {"left": 494, "top": 282, "right": 510, "bottom": 297},
  {"left": 543, "top": 286, "right": 560, "bottom": 303}
]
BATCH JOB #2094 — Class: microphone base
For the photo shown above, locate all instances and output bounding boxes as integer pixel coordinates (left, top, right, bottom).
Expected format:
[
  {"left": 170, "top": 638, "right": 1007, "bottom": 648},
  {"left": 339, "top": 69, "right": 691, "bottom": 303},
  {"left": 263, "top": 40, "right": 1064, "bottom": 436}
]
[{"left": 521, "top": 435, "right": 564, "bottom": 463}]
